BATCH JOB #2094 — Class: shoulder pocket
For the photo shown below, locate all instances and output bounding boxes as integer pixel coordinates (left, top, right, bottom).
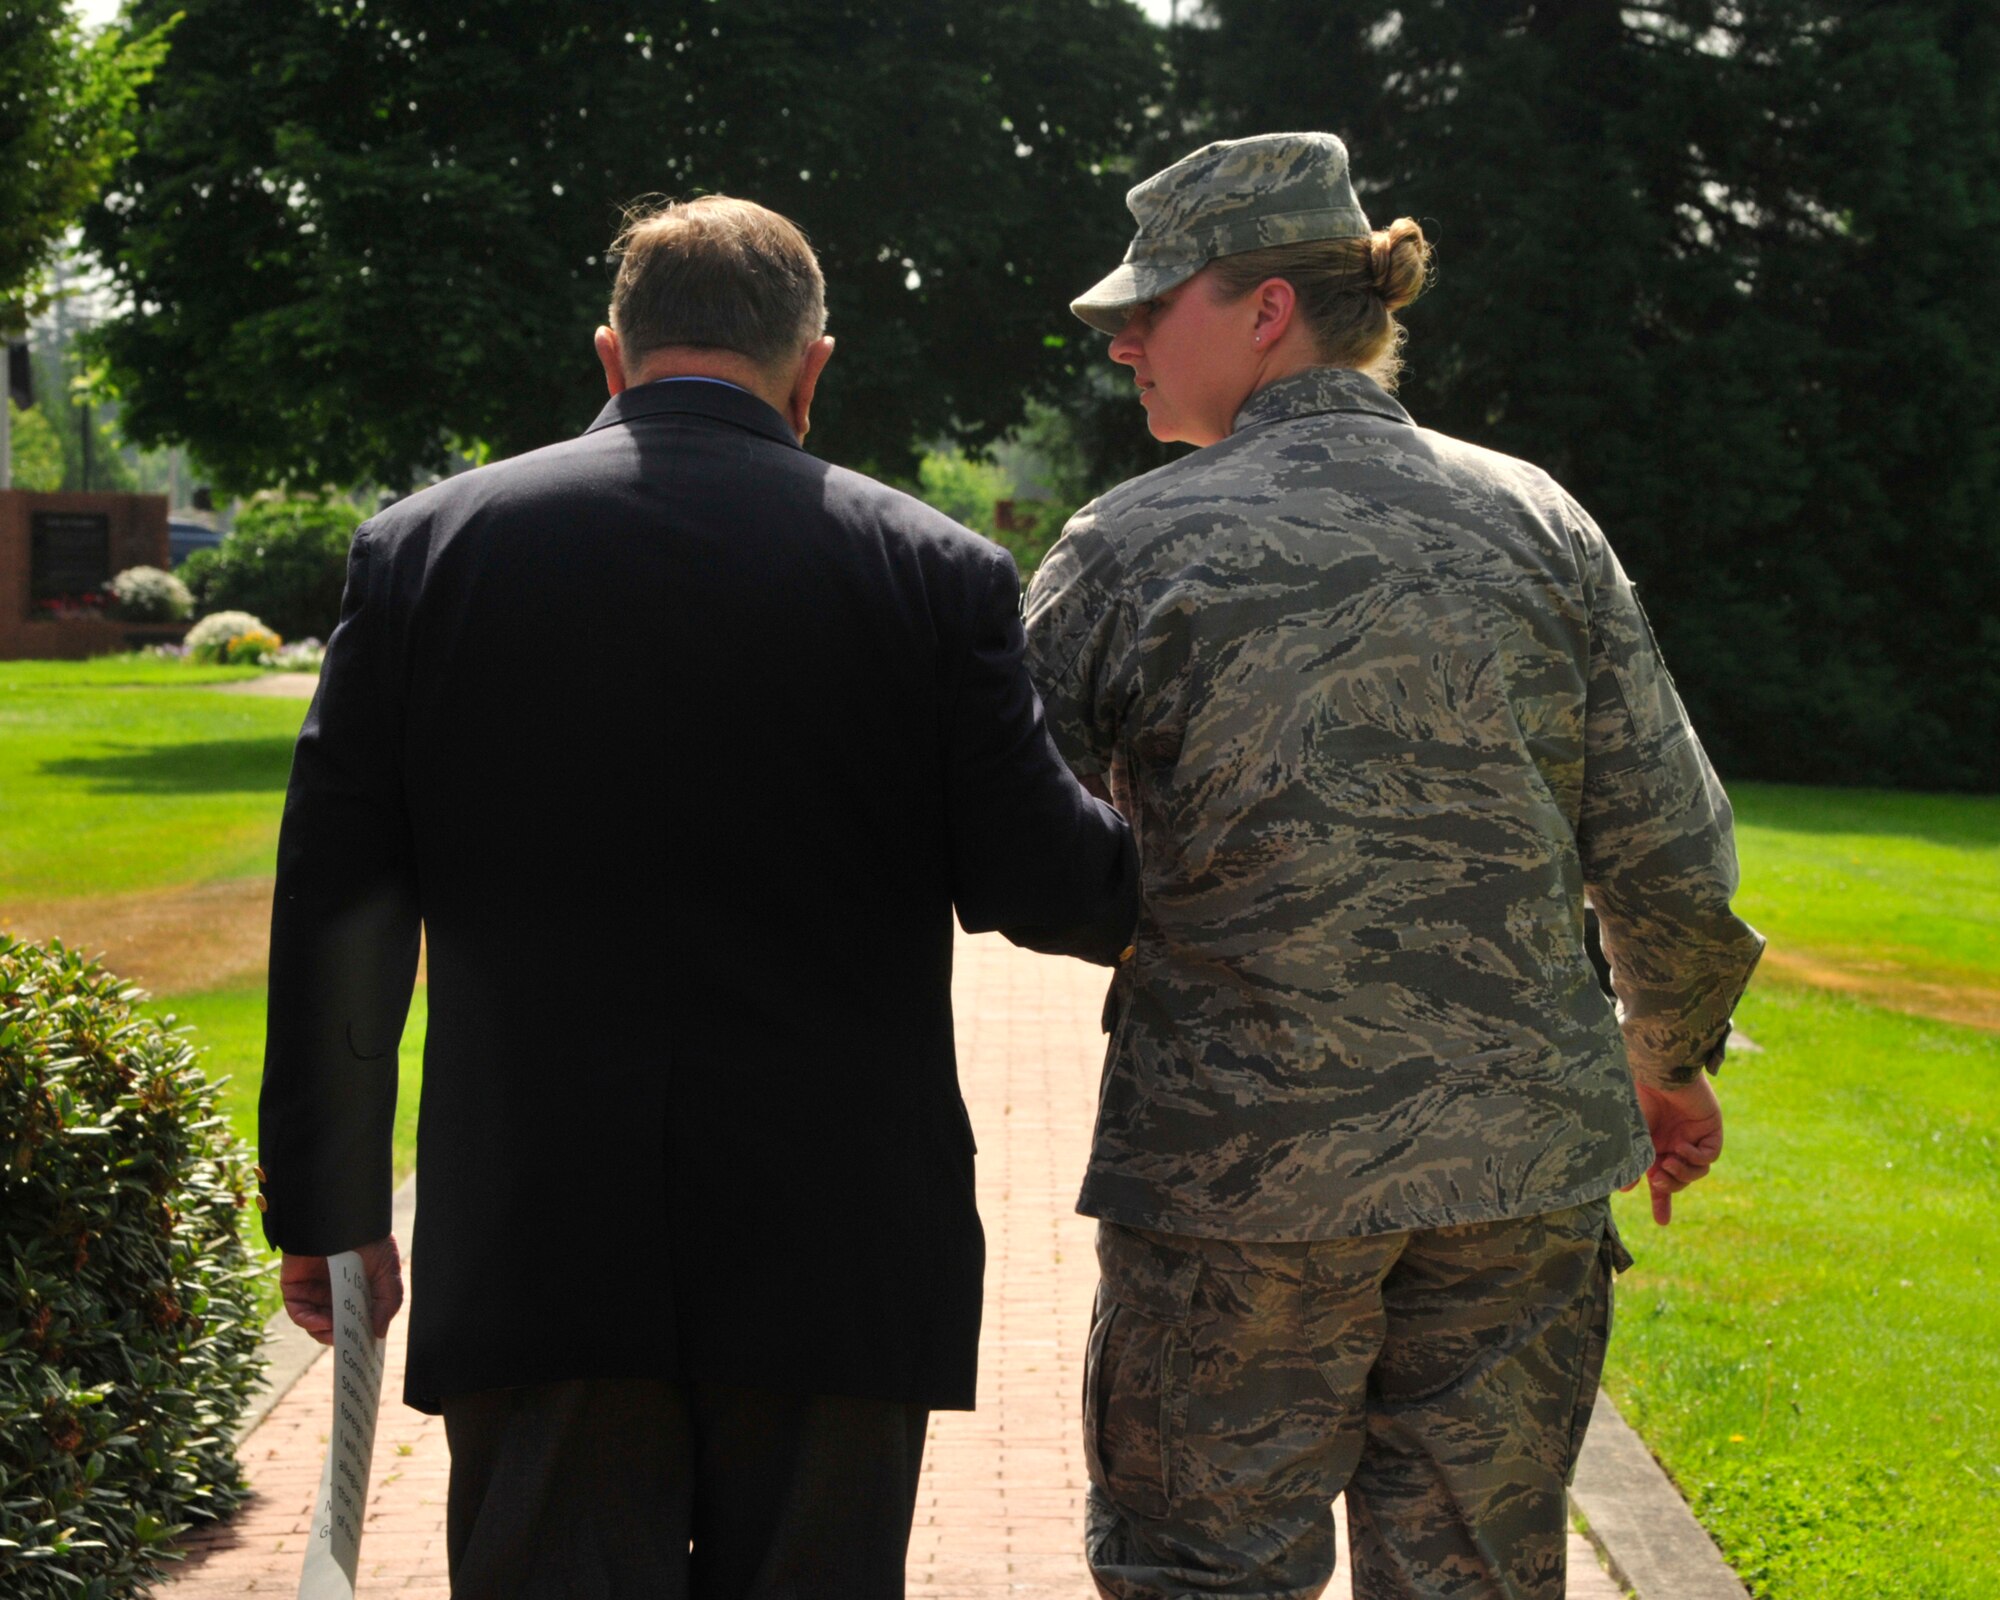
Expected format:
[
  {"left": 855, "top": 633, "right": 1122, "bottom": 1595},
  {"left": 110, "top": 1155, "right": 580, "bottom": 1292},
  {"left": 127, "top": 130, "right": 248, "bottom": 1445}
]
[{"left": 1607, "top": 588, "right": 1693, "bottom": 752}]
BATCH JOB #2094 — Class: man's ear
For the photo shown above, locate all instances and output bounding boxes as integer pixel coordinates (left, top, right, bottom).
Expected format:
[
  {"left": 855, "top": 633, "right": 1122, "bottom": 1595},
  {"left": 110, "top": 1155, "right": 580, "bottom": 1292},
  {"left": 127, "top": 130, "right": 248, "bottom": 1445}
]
[
  {"left": 594, "top": 325, "right": 628, "bottom": 397},
  {"left": 787, "top": 335, "right": 836, "bottom": 442}
]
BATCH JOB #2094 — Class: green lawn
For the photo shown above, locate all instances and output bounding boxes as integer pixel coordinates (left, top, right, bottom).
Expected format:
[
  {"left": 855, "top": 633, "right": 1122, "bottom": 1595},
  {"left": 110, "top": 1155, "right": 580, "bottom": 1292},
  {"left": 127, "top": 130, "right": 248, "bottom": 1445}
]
[
  {"left": 0, "top": 654, "right": 263, "bottom": 690},
  {"left": 1605, "top": 986, "right": 1999, "bottom": 1597},
  {"left": 1601, "top": 780, "right": 2000, "bottom": 1599},
  {"left": 1730, "top": 780, "right": 2000, "bottom": 985},
  {"left": 0, "top": 657, "right": 311, "bottom": 900}
]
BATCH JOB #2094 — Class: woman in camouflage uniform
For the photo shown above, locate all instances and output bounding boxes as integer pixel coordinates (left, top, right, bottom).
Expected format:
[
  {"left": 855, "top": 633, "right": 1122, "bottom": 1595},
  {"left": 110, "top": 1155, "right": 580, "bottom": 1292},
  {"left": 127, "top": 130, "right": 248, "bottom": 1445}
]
[{"left": 1022, "top": 133, "right": 1763, "bottom": 1600}]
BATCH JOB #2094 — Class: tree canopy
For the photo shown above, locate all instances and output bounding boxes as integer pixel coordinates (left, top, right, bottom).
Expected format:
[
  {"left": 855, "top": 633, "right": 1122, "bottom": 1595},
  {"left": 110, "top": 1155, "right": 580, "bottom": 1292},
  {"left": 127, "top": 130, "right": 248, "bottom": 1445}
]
[
  {"left": 1180, "top": 0, "right": 2000, "bottom": 789},
  {"left": 74, "top": 0, "right": 1999, "bottom": 788},
  {"left": 86, "top": 0, "right": 1165, "bottom": 490},
  {"left": 0, "top": 1, "right": 166, "bottom": 332}
]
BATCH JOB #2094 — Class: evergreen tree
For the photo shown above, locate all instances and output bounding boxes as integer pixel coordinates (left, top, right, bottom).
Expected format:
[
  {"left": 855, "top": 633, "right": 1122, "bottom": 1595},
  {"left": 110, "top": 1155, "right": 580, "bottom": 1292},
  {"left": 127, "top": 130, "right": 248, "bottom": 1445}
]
[{"left": 1182, "top": 0, "right": 2000, "bottom": 789}]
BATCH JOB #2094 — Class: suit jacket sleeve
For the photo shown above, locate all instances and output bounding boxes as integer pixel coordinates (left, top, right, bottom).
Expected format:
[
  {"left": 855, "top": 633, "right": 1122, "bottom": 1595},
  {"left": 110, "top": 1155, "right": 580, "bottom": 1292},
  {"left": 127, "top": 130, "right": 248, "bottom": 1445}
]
[
  {"left": 943, "top": 544, "right": 1138, "bottom": 965},
  {"left": 258, "top": 522, "right": 422, "bottom": 1254}
]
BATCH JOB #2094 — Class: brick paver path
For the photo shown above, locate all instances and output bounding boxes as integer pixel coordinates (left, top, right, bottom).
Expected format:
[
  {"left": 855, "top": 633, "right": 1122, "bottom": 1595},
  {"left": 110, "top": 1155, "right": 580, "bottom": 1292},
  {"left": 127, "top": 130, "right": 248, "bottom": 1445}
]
[{"left": 160, "top": 930, "right": 1618, "bottom": 1597}]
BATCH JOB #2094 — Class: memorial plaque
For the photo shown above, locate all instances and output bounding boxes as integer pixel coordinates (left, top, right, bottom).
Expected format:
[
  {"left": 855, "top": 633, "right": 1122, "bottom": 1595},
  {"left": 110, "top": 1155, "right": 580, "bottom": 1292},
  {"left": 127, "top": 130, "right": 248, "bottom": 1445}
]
[{"left": 30, "top": 511, "right": 111, "bottom": 604}]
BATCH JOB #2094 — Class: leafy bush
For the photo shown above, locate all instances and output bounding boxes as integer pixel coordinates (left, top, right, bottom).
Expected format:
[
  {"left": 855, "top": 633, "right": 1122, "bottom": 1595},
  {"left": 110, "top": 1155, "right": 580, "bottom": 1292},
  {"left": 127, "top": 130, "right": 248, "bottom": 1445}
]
[
  {"left": 180, "top": 495, "right": 361, "bottom": 643},
  {"left": 0, "top": 935, "right": 264, "bottom": 1598},
  {"left": 916, "top": 448, "right": 1013, "bottom": 534},
  {"left": 989, "top": 499, "right": 1074, "bottom": 580},
  {"left": 989, "top": 396, "right": 1098, "bottom": 576},
  {"left": 914, "top": 445, "right": 1075, "bottom": 574},
  {"left": 266, "top": 638, "right": 323, "bottom": 673},
  {"left": 182, "top": 610, "right": 274, "bottom": 663},
  {"left": 223, "top": 628, "right": 282, "bottom": 666},
  {"left": 104, "top": 566, "right": 193, "bottom": 623}
]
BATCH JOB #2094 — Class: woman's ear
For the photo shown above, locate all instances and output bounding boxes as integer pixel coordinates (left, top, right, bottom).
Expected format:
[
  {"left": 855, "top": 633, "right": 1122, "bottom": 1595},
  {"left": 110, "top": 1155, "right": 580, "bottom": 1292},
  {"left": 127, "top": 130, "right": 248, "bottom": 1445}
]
[{"left": 1252, "top": 278, "right": 1298, "bottom": 348}]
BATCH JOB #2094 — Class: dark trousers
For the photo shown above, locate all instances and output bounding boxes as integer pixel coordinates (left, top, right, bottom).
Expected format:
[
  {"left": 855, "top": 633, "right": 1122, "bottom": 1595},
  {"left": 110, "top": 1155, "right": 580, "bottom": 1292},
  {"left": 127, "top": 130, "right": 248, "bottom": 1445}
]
[{"left": 441, "top": 1378, "right": 930, "bottom": 1599}]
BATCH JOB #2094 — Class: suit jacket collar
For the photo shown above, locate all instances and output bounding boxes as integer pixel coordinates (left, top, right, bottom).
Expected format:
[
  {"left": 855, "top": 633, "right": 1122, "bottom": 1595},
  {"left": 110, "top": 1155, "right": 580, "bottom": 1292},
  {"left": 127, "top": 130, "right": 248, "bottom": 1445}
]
[{"left": 584, "top": 378, "right": 804, "bottom": 450}]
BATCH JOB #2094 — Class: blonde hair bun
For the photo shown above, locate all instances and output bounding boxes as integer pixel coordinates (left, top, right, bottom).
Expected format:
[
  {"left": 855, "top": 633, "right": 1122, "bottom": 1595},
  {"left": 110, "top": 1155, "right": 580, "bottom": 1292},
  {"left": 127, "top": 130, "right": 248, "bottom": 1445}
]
[{"left": 1368, "top": 218, "right": 1431, "bottom": 313}]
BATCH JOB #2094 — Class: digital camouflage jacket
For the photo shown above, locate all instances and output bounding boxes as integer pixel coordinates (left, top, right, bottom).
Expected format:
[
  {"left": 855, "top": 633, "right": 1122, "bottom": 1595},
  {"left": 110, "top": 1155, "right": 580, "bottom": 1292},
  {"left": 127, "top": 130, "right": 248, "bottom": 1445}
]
[{"left": 1023, "top": 366, "right": 1766, "bottom": 1240}]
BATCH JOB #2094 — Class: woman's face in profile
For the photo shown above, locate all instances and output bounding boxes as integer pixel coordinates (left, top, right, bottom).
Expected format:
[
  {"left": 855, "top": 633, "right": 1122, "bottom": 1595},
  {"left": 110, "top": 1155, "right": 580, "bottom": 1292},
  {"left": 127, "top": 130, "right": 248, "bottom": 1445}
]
[{"left": 1107, "top": 269, "right": 1260, "bottom": 449}]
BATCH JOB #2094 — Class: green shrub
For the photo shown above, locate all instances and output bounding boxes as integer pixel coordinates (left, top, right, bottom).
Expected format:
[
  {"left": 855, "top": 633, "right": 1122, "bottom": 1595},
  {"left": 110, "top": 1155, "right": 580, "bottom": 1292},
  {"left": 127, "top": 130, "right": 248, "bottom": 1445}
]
[
  {"left": 221, "top": 628, "right": 281, "bottom": 666},
  {"left": 0, "top": 935, "right": 264, "bottom": 1599},
  {"left": 916, "top": 448, "right": 1013, "bottom": 534},
  {"left": 104, "top": 566, "right": 193, "bottom": 624},
  {"left": 6, "top": 402, "right": 64, "bottom": 494},
  {"left": 181, "top": 495, "right": 361, "bottom": 643},
  {"left": 182, "top": 610, "right": 274, "bottom": 664},
  {"left": 990, "top": 500, "right": 1073, "bottom": 579}
]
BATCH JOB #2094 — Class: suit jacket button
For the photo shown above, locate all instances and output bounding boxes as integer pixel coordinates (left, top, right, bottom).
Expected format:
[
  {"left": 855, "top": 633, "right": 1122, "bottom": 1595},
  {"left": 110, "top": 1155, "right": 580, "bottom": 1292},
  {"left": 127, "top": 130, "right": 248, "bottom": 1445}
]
[{"left": 1119, "top": 944, "right": 1136, "bottom": 963}]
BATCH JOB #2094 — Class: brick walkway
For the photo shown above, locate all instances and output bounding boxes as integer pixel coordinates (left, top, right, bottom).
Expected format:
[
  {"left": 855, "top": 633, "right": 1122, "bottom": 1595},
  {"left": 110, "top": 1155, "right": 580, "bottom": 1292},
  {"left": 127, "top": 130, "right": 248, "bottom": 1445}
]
[{"left": 160, "top": 931, "right": 1618, "bottom": 1597}]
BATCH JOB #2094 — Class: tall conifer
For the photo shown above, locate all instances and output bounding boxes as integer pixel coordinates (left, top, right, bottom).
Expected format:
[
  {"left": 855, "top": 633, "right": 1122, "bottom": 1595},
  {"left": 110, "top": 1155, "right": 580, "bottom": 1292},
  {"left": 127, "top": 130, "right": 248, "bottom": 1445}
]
[{"left": 1183, "top": 0, "right": 2000, "bottom": 787}]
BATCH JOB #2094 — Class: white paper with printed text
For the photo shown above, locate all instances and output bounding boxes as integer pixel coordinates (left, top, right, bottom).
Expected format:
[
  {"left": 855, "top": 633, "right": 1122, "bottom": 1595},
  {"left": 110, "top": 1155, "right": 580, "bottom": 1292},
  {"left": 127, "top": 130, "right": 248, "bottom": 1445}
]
[{"left": 297, "top": 1251, "right": 385, "bottom": 1600}]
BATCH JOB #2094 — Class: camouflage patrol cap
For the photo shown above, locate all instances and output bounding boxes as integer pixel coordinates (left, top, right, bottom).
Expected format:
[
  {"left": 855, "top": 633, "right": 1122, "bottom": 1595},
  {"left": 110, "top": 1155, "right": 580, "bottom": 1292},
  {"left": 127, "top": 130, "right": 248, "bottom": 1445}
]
[{"left": 1071, "top": 132, "right": 1373, "bottom": 335}]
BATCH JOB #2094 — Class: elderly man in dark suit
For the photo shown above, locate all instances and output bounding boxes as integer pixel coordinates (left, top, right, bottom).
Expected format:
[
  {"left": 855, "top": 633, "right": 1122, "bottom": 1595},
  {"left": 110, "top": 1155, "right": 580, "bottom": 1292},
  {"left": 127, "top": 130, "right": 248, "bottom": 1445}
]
[{"left": 257, "top": 194, "right": 1138, "bottom": 1599}]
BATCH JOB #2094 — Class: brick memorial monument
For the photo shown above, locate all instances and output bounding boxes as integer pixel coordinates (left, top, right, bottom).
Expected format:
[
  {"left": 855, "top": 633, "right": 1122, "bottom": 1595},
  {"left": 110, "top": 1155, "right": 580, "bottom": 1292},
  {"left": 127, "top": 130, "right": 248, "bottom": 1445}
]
[{"left": 0, "top": 489, "right": 183, "bottom": 660}]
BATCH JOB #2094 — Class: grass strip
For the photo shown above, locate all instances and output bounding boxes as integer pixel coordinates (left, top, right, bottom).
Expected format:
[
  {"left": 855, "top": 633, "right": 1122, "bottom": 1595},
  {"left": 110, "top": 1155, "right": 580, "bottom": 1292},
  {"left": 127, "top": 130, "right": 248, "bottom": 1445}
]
[
  {"left": 0, "top": 654, "right": 264, "bottom": 689},
  {"left": 1731, "top": 782, "right": 2000, "bottom": 993},
  {"left": 147, "top": 980, "right": 427, "bottom": 1322},
  {"left": 1606, "top": 980, "right": 2000, "bottom": 1598},
  {"left": 0, "top": 667, "right": 310, "bottom": 900}
]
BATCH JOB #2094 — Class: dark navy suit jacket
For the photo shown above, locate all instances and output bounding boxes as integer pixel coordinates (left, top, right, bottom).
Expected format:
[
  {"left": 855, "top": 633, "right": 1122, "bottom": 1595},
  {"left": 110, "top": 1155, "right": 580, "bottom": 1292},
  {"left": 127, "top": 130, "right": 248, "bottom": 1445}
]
[{"left": 258, "top": 379, "right": 1137, "bottom": 1412}]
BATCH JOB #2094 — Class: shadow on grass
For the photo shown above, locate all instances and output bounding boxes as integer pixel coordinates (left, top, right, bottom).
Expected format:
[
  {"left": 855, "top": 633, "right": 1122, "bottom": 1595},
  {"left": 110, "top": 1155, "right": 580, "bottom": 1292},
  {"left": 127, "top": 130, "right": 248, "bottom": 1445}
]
[
  {"left": 40, "top": 738, "right": 296, "bottom": 794},
  {"left": 1734, "top": 782, "right": 2000, "bottom": 851}
]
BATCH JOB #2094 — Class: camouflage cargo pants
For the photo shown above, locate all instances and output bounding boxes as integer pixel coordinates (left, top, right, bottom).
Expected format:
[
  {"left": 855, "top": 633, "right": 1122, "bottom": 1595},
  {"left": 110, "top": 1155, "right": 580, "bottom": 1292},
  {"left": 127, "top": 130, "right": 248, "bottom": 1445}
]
[{"left": 1082, "top": 1200, "right": 1631, "bottom": 1600}]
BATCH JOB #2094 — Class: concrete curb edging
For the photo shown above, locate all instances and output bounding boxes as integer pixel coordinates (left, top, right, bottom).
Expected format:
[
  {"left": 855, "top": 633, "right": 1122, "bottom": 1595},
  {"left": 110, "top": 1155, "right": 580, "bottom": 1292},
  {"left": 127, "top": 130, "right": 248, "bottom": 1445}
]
[
  {"left": 1570, "top": 1394, "right": 1751, "bottom": 1599},
  {"left": 234, "top": 1172, "right": 418, "bottom": 1445}
]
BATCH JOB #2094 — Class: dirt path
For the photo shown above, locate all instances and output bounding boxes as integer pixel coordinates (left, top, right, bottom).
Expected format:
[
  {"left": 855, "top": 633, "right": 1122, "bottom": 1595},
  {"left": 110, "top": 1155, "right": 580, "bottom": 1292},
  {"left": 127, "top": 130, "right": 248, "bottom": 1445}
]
[
  {"left": 1758, "top": 946, "right": 2000, "bottom": 1033},
  {"left": 210, "top": 674, "right": 319, "bottom": 698},
  {"left": 6, "top": 872, "right": 1992, "bottom": 1034},
  {"left": 1, "top": 875, "right": 428, "bottom": 998},
  {"left": 2, "top": 877, "right": 278, "bottom": 995}
]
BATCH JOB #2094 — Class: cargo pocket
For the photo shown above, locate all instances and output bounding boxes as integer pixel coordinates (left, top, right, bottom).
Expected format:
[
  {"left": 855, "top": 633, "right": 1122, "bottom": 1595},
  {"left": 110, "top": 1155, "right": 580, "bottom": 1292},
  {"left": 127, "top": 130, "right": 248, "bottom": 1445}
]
[
  {"left": 1082, "top": 1224, "right": 1199, "bottom": 1520},
  {"left": 1562, "top": 1211, "right": 1631, "bottom": 1482}
]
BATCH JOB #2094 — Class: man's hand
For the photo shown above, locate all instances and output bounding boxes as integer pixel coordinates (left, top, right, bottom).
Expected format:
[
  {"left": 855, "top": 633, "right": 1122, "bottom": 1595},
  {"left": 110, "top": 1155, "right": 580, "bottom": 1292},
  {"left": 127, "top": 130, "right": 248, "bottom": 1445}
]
[
  {"left": 280, "top": 1235, "right": 405, "bottom": 1345},
  {"left": 1630, "top": 1076, "right": 1724, "bottom": 1226}
]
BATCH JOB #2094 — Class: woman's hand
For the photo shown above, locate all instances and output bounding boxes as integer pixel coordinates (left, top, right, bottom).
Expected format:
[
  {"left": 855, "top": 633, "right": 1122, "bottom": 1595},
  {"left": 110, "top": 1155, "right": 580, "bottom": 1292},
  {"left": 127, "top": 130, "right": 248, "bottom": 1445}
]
[{"left": 1630, "top": 1077, "right": 1724, "bottom": 1226}]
